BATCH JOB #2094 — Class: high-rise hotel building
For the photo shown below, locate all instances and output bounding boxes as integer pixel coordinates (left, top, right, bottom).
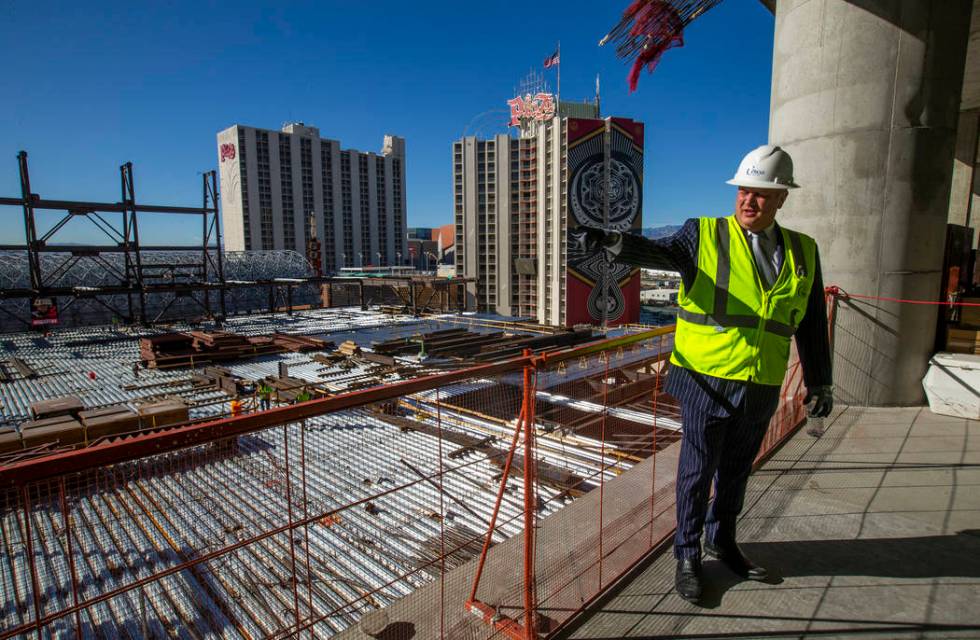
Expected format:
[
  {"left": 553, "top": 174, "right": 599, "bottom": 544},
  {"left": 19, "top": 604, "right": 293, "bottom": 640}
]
[
  {"left": 217, "top": 123, "right": 408, "bottom": 272},
  {"left": 454, "top": 103, "right": 644, "bottom": 327}
]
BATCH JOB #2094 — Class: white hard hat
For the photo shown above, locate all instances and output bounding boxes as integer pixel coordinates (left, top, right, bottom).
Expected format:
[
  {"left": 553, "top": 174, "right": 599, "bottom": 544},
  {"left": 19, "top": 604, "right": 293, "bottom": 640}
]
[{"left": 726, "top": 145, "right": 799, "bottom": 190}]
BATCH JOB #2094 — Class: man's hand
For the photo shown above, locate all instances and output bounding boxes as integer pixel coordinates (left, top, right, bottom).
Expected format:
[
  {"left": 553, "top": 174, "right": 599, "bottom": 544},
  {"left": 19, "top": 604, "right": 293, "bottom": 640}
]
[
  {"left": 804, "top": 385, "right": 833, "bottom": 418},
  {"left": 569, "top": 228, "right": 621, "bottom": 254}
]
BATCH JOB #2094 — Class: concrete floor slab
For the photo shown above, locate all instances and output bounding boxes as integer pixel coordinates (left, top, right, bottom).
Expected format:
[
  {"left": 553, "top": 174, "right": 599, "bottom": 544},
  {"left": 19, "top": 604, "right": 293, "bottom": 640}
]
[
  {"left": 767, "top": 469, "right": 886, "bottom": 491},
  {"left": 558, "top": 406, "right": 980, "bottom": 640},
  {"left": 826, "top": 422, "right": 914, "bottom": 438},
  {"left": 954, "top": 467, "right": 980, "bottom": 484},
  {"left": 916, "top": 410, "right": 972, "bottom": 424},
  {"left": 896, "top": 449, "right": 970, "bottom": 465},
  {"left": 867, "top": 485, "right": 954, "bottom": 512},
  {"left": 908, "top": 420, "right": 970, "bottom": 437},
  {"left": 943, "top": 509, "right": 980, "bottom": 533},
  {"left": 835, "top": 408, "right": 918, "bottom": 425},
  {"left": 806, "top": 583, "right": 937, "bottom": 625},
  {"left": 791, "top": 452, "right": 903, "bottom": 468},
  {"left": 952, "top": 488, "right": 980, "bottom": 510},
  {"left": 902, "top": 435, "right": 973, "bottom": 453},
  {"left": 881, "top": 467, "right": 956, "bottom": 487},
  {"left": 806, "top": 435, "right": 910, "bottom": 455}
]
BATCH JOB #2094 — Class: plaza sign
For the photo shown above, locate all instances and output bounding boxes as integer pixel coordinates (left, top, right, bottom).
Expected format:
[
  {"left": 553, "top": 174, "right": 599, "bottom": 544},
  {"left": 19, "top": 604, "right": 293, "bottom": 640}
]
[{"left": 508, "top": 93, "right": 556, "bottom": 126}]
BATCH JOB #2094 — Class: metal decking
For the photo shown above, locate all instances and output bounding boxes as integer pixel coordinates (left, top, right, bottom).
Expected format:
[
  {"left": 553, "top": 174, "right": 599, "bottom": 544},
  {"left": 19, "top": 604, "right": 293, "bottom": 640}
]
[{"left": 0, "top": 309, "right": 676, "bottom": 638}]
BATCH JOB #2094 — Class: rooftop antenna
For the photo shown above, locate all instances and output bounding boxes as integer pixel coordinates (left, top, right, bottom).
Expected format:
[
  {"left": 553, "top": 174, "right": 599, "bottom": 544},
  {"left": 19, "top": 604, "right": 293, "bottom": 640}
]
[{"left": 516, "top": 68, "right": 549, "bottom": 98}]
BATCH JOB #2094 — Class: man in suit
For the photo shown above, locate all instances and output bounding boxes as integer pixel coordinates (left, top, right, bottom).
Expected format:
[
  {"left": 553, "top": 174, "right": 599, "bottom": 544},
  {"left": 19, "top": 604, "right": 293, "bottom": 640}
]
[{"left": 575, "top": 145, "right": 833, "bottom": 602}]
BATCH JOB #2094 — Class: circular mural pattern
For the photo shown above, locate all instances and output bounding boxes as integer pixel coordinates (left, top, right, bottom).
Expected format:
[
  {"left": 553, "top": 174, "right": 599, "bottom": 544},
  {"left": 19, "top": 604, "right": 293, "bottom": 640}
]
[{"left": 569, "top": 153, "right": 641, "bottom": 231}]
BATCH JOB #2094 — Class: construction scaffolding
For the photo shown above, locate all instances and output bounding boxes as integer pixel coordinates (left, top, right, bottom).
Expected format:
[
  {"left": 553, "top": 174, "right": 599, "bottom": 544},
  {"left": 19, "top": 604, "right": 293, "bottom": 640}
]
[
  {"left": 0, "top": 152, "right": 474, "bottom": 332},
  {"left": 0, "top": 152, "right": 226, "bottom": 325}
]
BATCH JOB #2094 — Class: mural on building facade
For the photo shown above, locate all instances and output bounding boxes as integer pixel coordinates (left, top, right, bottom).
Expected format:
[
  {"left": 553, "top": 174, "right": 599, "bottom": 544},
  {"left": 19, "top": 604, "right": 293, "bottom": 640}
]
[{"left": 565, "top": 117, "right": 643, "bottom": 326}]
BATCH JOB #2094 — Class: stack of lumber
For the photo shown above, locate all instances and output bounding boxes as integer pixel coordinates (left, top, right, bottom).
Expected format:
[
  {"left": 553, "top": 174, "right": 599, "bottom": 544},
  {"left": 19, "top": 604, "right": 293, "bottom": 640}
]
[
  {"left": 137, "top": 399, "right": 190, "bottom": 428},
  {"left": 946, "top": 327, "right": 980, "bottom": 354},
  {"left": 0, "top": 427, "right": 21, "bottom": 455},
  {"left": 30, "top": 395, "right": 84, "bottom": 420},
  {"left": 10, "top": 400, "right": 189, "bottom": 454},
  {"left": 5, "top": 397, "right": 197, "bottom": 455},
  {"left": 139, "top": 333, "right": 196, "bottom": 367},
  {"left": 273, "top": 333, "right": 331, "bottom": 352},
  {"left": 8, "top": 397, "right": 145, "bottom": 453},
  {"left": 18, "top": 415, "right": 85, "bottom": 448},
  {"left": 79, "top": 405, "right": 141, "bottom": 442},
  {"left": 470, "top": 328, "right": 595, "bottom": 361},
  {"left": 337, "top": 341, "right": 362, "bottom": 357},
  {"left": 189, "top": 330, "right": 251, "bottom": 352},
  {"left": 139, "top": 330, "right": 333, "bottom": 368},
  {"left": 372, "top": 328, "right": 467, "bottom": 355}
]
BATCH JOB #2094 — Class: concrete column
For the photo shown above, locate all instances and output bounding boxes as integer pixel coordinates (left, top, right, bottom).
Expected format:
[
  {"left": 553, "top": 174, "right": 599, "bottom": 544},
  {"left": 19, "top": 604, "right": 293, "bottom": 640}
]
[
  {"left": 947, "top": 110, "right": 979, "bottom": 228},
  {"left": 770, "top": 0, "right": 972, "bottom": 405}
]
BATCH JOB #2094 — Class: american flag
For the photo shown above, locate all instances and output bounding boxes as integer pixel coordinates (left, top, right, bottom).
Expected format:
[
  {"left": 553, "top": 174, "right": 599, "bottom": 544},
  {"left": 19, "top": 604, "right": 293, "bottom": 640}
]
[{"left": 543, "top": 49, "right": 560, "bottom": 68}]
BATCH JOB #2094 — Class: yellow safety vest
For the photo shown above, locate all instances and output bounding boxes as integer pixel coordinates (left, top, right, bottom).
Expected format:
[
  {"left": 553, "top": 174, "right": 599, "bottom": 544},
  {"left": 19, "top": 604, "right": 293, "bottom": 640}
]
[{"left": 670, "top": 215, "right": 817, "bottom": 386}]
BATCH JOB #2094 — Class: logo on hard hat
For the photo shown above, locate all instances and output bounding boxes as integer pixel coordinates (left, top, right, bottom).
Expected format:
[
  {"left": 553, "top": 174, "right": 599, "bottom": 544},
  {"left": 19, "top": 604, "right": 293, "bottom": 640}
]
[{"left": 747, "top": 165, "right": 766, "bottom": 177}]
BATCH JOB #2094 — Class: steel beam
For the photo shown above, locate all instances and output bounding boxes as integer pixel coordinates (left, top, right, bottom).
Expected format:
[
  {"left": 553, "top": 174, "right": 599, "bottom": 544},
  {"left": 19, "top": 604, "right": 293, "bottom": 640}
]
[{"left": 0, "top": 196, "right": 214, "bottom": 215}]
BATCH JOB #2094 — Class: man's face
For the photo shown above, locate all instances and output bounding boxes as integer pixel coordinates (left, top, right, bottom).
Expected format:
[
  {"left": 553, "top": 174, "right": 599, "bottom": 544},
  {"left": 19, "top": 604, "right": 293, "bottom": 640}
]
[{"left": 734, "top": 186, "right": 787, "bottom": 233}]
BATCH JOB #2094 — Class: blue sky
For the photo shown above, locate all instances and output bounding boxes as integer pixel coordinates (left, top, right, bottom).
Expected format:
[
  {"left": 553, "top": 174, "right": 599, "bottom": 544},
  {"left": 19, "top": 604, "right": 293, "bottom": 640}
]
[{"left": 0, "top": 0, "right": 774, "bottom": 246}]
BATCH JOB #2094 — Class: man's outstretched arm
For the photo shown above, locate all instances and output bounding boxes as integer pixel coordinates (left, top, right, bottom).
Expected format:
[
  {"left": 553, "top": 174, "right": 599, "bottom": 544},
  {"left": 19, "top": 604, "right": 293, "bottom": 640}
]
[{"left": 609, "top": 218, "right": 700, "bottom": 291}]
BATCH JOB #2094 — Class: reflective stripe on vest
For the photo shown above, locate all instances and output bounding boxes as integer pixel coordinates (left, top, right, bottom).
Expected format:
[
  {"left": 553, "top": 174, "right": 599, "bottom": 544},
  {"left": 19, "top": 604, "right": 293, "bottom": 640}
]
[
  {"left": 670, "top": 215, "right": 817, "bottom": 385},
  {"left": 676, "top": 217, "right": 808, "bottom": 338}
]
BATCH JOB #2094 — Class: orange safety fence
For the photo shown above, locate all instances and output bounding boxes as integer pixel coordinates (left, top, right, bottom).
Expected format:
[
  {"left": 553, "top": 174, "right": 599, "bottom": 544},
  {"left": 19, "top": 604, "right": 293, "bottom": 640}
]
[
  {"left": 463, "top": 329, "right": 808, "bottom": 639},
  {"left": 0, "top": 324, "right": 809, "bottom": 640}
]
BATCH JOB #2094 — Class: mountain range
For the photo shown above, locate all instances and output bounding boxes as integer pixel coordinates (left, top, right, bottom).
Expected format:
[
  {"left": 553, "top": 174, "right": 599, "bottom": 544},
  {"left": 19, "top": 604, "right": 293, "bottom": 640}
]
[{"left": 639, "top": 225, "right": 682, "bottom": 239}]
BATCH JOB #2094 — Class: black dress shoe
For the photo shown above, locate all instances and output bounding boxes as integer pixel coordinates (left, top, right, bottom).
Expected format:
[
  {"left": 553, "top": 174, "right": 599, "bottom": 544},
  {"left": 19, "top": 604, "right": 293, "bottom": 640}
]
[
  {"left": 674, "top": 557, "right": 703, "bottom": 602},
  {"left": 703, "top": 540, "right": 768, "bottom": 580}
]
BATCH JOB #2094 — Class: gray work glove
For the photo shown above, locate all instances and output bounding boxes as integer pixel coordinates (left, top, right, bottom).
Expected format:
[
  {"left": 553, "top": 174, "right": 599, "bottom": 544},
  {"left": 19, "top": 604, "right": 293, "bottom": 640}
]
[
  {"left": 804, "top": 385, "right": 834, "bottom": 418},
  {"left": 569, "top": 228, "right": 621, "bottom": 254}
]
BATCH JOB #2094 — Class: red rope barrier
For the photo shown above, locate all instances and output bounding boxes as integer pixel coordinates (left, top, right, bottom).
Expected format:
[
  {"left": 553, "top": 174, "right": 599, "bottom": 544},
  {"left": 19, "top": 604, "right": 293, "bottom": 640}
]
[{"left": 824, "top": 285, "right": 980, "bottom": 306}]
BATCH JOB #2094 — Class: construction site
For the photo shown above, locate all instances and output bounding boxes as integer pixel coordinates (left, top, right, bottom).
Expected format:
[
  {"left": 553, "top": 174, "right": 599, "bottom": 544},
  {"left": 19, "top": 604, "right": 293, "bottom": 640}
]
[
  {"left": 0, "top": 147, "right": 699, "bottom": 638},
  {"left": 0, "top": 298, "right": 692, "bottom": 636},
  {"left": 4, "top": 0, "right": 980, "bottom": 638}
]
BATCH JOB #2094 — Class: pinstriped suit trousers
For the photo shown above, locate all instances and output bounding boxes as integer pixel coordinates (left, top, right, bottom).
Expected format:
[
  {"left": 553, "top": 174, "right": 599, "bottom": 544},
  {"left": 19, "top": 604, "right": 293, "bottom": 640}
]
[{"left": 669, "top": 369, "right": 781, "bottom": 560}]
